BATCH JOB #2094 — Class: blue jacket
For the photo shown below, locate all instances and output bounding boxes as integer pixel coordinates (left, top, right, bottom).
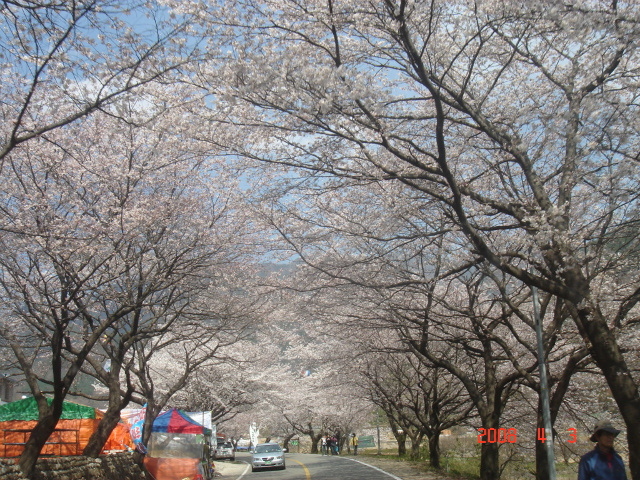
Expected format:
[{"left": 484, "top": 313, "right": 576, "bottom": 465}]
[{"left": 578, "top": 446, "right": 627, "bottom": 480}]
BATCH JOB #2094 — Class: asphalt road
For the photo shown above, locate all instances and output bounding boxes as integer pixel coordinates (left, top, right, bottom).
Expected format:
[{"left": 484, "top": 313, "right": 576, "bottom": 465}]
[{"left": 215, "top": 452, "right": 404, "bottom": 480}]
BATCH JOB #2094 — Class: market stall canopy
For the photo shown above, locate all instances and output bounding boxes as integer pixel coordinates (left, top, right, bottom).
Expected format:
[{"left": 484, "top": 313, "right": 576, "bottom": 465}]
[{"left": 151, "top": 408, "right": 212, "bottom": 436}]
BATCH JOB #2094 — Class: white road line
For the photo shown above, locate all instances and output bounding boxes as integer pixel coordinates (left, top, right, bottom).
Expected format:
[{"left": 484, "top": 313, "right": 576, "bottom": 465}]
[
  {"left": 343, "top": 457, "right": 405, "bottom": 480},
  {"left": 228, "top": 461, "right": 251, "bottom": 479}
]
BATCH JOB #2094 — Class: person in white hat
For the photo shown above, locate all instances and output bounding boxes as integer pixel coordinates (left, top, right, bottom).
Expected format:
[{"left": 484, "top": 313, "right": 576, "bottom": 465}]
[{"left": 578, "top": 419, "right": 627, "bottom": 480}]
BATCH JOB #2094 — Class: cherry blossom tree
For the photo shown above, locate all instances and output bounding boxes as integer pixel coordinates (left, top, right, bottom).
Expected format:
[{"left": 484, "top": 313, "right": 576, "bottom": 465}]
[
  {"left": 239, "top": 300, "right": 373, "bottom": 454},
  {"left": 0, "top": 91, "right": 260, "bottom": 473},
  {"left": 130, "top": 276, "right": 272, "bottom": 445},
  {"left": 131, "top": 322, "right": 244, "bottom": 449},
  {"left": 247, "top": 170, "right": 596, "bottom": 479},
  {"left": 80, "top": 274, "right": 263, "bottom": 456},
  {"left": 184, "top": 1, "right": 640, "bottom": 476},
  {"left": 0, "top": 0, "right": 205, "bottom": 164},
  {"left": 360, "top": 350, "right": 475, "bottom": 465},
  {"left": 171, "top": 337, "right": 270, "bottom": 422}
]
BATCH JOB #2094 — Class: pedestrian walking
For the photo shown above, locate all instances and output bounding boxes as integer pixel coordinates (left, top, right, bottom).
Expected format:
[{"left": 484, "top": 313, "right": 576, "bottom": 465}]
[{"left": 331, "top": 435, "right": 339, "bottom": 455}]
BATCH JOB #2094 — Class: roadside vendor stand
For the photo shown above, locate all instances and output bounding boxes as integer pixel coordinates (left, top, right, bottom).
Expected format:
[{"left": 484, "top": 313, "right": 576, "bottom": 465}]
[
  {"left": 0, "top": 397, "right": 133, "bottom": 457},
  {"left": 143, "top": 408, "right": 214, "bottom": 480}
]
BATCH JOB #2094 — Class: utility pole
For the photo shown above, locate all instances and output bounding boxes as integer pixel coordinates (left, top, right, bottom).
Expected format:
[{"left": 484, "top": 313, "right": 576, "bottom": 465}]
[
  {"left": 376, "top": 408, "right": 381, "bottom": 455},
  {"left": 532, "top": 286, "right": 557, "bottom": 480}
]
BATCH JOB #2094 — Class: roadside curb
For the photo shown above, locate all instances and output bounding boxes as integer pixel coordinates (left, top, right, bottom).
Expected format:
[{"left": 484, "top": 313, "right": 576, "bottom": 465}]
[{"left": 213, "top": 460, "right": 250, "bottom": 478}]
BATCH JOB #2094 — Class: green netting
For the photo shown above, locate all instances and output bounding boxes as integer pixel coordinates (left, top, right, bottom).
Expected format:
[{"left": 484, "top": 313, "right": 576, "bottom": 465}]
[{"left": 0, "top": 397, "right": 98, "bottom": 422}]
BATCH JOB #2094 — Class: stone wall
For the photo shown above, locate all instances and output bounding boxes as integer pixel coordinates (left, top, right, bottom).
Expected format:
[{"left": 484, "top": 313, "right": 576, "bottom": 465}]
[{"left": 0, "top": 453, "right": 147, "bottom": 480}]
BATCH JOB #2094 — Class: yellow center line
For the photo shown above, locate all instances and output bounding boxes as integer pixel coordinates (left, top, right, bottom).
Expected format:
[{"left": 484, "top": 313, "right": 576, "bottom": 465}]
[{"left": 289, "top": 458, "right": 312, "bottom": 480}]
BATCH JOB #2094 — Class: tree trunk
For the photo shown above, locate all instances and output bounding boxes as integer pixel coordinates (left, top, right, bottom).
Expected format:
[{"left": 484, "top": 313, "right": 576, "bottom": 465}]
[
  {"left": 309, "top": 433, "right": 321, "bottom": 454},
  {"left": 408, "top": 432, "right": 422, "bottom": 460},
  {"left": 84, "top": 371, "right": 133, "bottom": 457},
  {"left": 18, "top": 413, "right": 59, "bottom": 478},
  {"left": 627, "top": 428, "right": 640, "bottom": 480},
  {"left": 397, "top": 433, "right": 407, "bottom": 456},
  {"left": 83, "top": 406, "right": 123, "bottom": 456},
  {"left": 141, "top": 404, "right": 160, "bottom": 449},
  {"left": 428, "top": 434, "right": 441, "bottom": 469},
  {"left": 573, "top": 304, "right": 640, "bottom": 480},
  {"left": 131, "top": 450, "right": 145, "bottom": 467},
  {"left": 282, "top": 433, "right": 295, "bottom": 452},
  {"left": 480, "top": 440, "right": 500, "bottom": 480}
]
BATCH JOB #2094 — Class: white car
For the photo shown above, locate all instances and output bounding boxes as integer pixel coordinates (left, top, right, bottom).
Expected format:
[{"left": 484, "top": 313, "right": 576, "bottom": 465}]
[
  {"left": 213, "top": 441, "right": 235, "bottom": 461},
  {"left": 251, "top": 443, "right": 286, "bottom": 472}
]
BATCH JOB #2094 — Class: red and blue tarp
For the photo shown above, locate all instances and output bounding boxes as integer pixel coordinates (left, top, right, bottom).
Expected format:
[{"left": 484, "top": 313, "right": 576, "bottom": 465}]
[{"left": 151, "top": 408, "right": 211, "bottom": 435}]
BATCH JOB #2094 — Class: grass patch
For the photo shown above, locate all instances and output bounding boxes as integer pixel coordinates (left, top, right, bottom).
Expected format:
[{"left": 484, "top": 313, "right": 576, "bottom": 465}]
[
  {"left": 360, "top": 443, "right": 580, "bottom": 479},
  {"left": 359, "top": 449, "right": 480, "bottom": 479},
  {"left": 441, "top": 455, "right": 481, "bottom": 479}
]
